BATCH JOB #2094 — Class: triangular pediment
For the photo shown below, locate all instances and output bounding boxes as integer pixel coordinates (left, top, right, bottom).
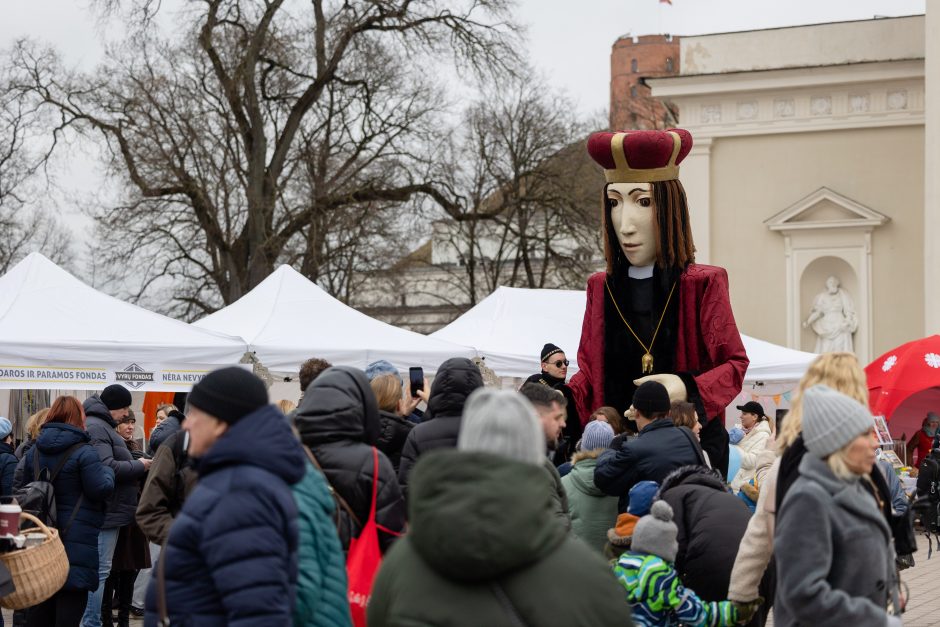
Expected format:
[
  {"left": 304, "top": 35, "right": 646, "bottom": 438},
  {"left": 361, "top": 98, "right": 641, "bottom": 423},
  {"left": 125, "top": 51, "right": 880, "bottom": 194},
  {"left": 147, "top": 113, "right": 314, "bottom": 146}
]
[{"left": 765, "top": 187, "right": 889, "bottom": 231}]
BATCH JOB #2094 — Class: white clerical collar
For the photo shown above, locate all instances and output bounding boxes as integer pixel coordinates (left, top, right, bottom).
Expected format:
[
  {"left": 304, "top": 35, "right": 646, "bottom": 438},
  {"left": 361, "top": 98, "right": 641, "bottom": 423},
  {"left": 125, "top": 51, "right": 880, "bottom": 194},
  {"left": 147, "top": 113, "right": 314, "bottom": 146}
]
[{"left": 628, "top": 264, "right": 654, "bottom": 279}]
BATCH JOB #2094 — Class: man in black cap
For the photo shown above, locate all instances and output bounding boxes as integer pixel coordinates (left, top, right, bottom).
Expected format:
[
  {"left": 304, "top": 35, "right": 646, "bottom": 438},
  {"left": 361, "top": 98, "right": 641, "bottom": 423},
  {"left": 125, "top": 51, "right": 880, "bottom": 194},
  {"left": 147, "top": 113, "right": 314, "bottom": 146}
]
[
  {"left": 82, "top": 384, "right": 152, "bottom": 627},
  {"left": 594, "top": 381, "right": 703, "bottom": 512},
  {"left": 147, "top": 366, "right": 306, "bottom": 625},
  {"left": 525, "top": 343, "right": 570, "bottom": 388}
]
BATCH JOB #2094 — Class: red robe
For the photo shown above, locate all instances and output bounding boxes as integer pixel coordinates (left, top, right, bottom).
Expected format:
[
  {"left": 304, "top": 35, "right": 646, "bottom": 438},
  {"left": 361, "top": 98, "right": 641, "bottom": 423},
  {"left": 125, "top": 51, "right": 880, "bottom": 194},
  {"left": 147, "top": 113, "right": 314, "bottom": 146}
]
[{"left": 568, "top": 264, "right": 749, "bottom": 425}]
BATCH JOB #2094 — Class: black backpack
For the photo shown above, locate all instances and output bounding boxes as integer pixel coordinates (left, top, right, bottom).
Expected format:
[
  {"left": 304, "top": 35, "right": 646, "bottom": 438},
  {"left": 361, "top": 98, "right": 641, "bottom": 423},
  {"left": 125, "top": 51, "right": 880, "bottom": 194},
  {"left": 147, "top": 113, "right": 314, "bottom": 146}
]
[{"left": 13, "top": 442, "right": 85, "bottom": 533}]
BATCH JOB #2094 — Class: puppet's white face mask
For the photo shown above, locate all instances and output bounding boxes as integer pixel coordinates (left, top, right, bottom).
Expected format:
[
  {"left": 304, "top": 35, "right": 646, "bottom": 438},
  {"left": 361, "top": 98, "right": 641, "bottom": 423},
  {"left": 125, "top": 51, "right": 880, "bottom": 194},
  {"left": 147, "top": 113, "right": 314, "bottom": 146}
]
[{"left": 608, "top": 182, "right": 656, "bottom": 268}]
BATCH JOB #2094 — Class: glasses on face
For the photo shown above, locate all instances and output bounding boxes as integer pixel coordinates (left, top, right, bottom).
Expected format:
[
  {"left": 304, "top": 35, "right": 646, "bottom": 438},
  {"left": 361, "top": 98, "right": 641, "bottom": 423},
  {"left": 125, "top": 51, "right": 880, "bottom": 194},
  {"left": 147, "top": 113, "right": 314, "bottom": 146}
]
[{"left": 546, "top": 359, "right": 569, "bottom": 368}]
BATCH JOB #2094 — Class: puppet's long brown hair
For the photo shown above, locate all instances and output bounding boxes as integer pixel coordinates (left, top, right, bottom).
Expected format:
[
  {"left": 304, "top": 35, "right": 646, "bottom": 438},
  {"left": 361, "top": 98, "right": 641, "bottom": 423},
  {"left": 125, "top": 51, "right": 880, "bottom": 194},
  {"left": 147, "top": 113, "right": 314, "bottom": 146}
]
[{"left": 603, "top": 180, "right": 696, "bottom": 274}]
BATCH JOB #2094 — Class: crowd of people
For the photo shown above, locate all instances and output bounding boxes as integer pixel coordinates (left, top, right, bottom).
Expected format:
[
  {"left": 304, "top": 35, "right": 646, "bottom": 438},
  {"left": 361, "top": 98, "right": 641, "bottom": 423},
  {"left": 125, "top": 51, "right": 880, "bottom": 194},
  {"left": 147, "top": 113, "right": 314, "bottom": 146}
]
[{"left": 0, "top": 348, "right": 922, "bottom": 626}]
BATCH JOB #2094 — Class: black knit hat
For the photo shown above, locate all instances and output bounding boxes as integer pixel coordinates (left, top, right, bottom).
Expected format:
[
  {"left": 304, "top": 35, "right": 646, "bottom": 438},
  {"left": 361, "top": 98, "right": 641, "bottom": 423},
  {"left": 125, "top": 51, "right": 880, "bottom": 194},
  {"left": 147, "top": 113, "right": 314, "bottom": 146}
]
[
  {"left": 187, "top": 367, "right": 268, "bottom": 424},
  {"left": 632, "top": 381, "right": 670, "bottom": 416},
  {"left": 541, "top": 343, "right": 564, "bottom": 362},
  {"left": 100, "top": 384, "right": 133, "bottom": 411}
]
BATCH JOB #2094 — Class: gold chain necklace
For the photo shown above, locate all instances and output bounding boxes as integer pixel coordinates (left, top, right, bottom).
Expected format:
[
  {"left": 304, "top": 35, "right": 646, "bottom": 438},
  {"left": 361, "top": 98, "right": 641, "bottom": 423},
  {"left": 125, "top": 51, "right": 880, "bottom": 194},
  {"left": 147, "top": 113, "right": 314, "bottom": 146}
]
[{"left": 604, "top": 278, "right": 678, "bottom": 374}]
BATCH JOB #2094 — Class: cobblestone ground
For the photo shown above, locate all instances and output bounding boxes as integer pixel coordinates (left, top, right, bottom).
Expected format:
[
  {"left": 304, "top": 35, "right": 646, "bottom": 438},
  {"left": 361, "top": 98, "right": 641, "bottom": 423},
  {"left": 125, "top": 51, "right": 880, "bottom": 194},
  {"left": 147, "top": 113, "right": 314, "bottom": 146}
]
[{"left": 3, "top": 534, "right": 940, "bottom": 626}]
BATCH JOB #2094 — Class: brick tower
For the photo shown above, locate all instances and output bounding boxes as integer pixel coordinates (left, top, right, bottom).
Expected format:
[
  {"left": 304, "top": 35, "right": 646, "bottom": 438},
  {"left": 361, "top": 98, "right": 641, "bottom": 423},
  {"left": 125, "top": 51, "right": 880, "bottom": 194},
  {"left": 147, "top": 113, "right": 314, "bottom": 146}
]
[{"left": 610, "top": 34, "right": 681, "bottom": 130}]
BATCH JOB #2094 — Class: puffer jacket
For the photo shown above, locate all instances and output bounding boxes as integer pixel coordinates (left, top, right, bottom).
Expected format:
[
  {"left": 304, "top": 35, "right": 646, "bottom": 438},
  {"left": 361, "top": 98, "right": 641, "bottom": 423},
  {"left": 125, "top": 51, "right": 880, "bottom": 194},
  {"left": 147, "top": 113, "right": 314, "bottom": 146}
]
[
  {"left": 149, "top": 410, "right": 184, "bottom": 452},
  {"left": 775, "top": 455, "right": 901, "bottom": 627},
  {"left": 0, "top": 442, "right": 18, "bottom": 496},
  {"left": 292, "top": 463, "right": 353, "bottom": 627},
  {"left": 561, "top": 451, "right": 618, "bottom": 552},
  {"left": 730, "top": 420, "right": 772, "bottom": 491},
  {"left": 294, "top": 367, "right": 406, "bottom": 554},
  {"left": 397, "top": 358, "right": 483, "bottom": 493},
  {"left": 145, "top": 405, "right": 306, "bottom": 627},
  {"left": 84, "top": 395, "right": 147, "bottom": 528},
  {"left": 658, "top": 465, "right": 751, "bottom": 602},
  {"left": 15, "top": 422, "right": 115, "bottom": 591},
  {"left": 376, "top": 410, "right": 413, "bottom": 473},
  {"left": 369, "top": 450, "right": 633, "bottom": 626}
]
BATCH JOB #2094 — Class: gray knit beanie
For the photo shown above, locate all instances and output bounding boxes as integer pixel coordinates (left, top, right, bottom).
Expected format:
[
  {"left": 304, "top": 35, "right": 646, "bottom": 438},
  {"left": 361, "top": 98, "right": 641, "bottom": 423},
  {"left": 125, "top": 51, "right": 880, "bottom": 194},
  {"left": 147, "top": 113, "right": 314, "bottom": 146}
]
[
  {"left": 801, "top": 384, "right": 874, "bottom": 458},
  {"left": 630, "top": 501, "right": 678, "bottom": 563},
  {"left": 582, "top": 420, "right": 615, "bottom": 451},
  {"left": 458, "top": 389, "right": 544, "bottom": 466}
]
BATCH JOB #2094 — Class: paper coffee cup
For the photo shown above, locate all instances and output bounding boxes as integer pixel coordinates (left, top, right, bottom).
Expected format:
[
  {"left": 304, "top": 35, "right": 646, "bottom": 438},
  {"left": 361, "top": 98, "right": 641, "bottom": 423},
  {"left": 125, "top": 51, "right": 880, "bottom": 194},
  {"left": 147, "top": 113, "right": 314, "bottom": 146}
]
[{"left": 0, "top": 503, "right": 21, "bottom": 536}]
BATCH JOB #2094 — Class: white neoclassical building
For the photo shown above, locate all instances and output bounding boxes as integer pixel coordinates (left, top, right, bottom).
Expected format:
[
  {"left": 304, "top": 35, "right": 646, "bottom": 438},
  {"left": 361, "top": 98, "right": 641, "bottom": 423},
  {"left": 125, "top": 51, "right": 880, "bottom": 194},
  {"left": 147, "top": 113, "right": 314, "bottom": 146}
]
[{"left": 646, "top": 13, "right": 939, "bottom": 364}]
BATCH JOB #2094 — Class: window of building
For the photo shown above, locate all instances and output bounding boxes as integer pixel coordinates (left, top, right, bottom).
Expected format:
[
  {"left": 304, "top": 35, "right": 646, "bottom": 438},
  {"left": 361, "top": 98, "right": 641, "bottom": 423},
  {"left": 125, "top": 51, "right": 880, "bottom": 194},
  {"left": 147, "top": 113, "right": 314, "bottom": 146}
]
[
  {"left": 631, "top": 58, "right": 638, "bottom": 72},
  {"left": 666, "top": 57, "right": 674, "bottom": 72}
]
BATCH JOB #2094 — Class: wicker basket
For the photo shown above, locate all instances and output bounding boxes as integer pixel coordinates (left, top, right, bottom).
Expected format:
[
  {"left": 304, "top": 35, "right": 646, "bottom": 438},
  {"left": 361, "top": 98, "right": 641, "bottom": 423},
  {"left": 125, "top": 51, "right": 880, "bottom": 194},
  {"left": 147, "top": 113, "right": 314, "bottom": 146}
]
[{"left": 0, "top": 512, "right": 69, "bottom": 609}]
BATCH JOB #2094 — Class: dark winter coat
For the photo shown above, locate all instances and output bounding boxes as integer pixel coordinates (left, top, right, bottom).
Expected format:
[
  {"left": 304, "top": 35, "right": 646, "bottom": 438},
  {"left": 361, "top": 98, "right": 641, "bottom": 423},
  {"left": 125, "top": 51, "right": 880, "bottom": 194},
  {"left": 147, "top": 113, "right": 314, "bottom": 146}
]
[
  {"left": 294, "top": 367, "right": 406, "bottom": 554},
  {"left": 145, "top": 405, "right": 306, "bottom": 627},
  {"left": 14, "top": 422, "right": 115, "bottom": 591},
  {"left": 148, "top": 410, "right": 183, "bottom": 452},
  {"left": 14, "top": 436, "right": 34, "bottom": 460},
  {"left": 376, "top": 410, "right": 413, "bottom": 473},
  {"left": 775, "top": 455, "right": 901, "bottom": 627},
  {"left": 136, "top": 430, "right": 197, "bottom": 546},
  {"left": 0, "top": 442, "right": 18, "bottom": 496},
  {"left": 658, "top": 465, "right": 751, "bottom": 601},
  {"left": 368, "top": 450, "right": 633, "bottom": 627},
  {"left": 397, "top": 358, "right": 483, "bottom": 493},
  {"left": 595, "top": 419, "right": 702, "bottom": 512},
  {"left": 83, "top": 395, "right": 147, "bottom": 528}
]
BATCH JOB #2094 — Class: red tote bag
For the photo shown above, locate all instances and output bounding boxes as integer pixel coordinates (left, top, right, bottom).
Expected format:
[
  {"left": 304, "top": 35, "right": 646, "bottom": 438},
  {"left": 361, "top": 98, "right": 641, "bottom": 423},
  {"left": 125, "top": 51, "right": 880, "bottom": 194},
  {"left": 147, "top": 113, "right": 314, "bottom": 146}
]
[{"left": 346, "top": 446, "right": 382, "bottom": 626}]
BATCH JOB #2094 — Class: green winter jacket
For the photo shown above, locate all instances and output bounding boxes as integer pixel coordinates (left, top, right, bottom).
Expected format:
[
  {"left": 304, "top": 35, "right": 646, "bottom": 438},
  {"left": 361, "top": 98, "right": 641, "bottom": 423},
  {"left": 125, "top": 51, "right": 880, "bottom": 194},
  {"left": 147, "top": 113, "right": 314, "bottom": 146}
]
[
  {"left": 292, "top": 462, "right": 353, "bottom": 627},
  {"left": 368, "top": 450, "right": 633, "bottom": 627},
  {"left": 561, "top": 452, "right": 621, "bottom": 554}
]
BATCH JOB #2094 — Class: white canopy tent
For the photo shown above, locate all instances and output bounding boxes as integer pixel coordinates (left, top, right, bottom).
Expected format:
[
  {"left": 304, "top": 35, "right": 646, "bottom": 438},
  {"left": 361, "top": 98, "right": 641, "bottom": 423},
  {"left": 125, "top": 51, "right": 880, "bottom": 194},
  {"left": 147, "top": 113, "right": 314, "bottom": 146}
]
[
  {"left": 194, "top": 265, "right": 476, "bottom": 374},
  {"left": 0, "top": 253, "right": 249, "bottom": 391},
  {"left": 430, "top": 286, "right": 818, "bottom": 384}
]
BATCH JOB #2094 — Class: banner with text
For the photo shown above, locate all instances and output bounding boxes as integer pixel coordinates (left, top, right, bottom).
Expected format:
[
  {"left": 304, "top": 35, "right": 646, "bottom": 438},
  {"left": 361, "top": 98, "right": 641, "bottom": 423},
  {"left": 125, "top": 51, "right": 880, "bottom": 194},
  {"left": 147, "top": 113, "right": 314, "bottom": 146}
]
[{"left": 0, "top": 359, "right": 243, "bottom": 391}]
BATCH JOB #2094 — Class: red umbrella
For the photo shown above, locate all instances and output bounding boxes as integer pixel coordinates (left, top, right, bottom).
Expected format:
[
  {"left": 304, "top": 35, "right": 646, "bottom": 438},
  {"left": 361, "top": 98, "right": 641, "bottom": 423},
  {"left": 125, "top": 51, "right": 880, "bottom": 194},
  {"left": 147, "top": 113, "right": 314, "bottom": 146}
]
[{"left": 865, "top": 334, "right": 940, "bottom": 419}]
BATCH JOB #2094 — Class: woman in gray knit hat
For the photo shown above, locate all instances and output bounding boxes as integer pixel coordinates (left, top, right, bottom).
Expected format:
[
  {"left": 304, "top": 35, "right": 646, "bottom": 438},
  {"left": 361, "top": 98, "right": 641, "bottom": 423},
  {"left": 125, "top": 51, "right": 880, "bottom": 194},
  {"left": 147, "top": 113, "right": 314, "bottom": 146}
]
[{"left": 774, "top": 384, "right": 902, "bottom": 627}]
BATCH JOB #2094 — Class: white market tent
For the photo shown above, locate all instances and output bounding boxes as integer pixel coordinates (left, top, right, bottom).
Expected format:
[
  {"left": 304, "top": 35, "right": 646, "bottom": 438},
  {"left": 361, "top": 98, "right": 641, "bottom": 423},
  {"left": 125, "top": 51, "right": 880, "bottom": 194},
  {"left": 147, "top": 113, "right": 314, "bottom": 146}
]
[
  {"left": 0, "top": 253, "right": 249, "bottom": 391},
  {"left": 193, "top": 265, "right": 476, "bottom": 374},
  {"left": 430, "top": 286, "right": 818, "bottom": 384}
]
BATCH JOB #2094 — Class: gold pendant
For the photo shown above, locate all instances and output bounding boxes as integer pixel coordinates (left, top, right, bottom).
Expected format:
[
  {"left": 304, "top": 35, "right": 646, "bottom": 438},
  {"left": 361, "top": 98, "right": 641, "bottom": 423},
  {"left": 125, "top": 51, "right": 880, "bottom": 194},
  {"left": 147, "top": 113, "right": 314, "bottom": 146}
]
[{"left": 641, "top": 352, "right": 654, "bottom": 374}]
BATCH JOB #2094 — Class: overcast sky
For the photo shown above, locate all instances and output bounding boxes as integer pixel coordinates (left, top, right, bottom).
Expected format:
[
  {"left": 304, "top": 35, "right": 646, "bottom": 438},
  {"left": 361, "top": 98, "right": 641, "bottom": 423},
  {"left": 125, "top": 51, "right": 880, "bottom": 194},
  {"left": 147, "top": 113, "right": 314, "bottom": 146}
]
[{"left": 0, "top": 0, "right": 927, "bottom": 271}]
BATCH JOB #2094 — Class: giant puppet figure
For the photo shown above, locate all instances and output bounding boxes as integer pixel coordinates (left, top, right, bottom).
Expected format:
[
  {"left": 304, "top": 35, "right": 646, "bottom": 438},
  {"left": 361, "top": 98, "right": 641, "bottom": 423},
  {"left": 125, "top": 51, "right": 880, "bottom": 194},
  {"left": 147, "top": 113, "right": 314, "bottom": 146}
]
[{"left": 564, "top": 129, "right": 748, "bottom": 474}]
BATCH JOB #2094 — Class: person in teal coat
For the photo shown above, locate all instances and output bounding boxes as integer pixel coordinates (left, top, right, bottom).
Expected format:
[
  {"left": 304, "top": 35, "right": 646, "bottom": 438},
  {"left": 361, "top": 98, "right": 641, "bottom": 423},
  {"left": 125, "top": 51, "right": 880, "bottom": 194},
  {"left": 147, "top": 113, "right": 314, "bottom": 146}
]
[{"left": 562, "top": 421, "right": 621, "bottom": 553}]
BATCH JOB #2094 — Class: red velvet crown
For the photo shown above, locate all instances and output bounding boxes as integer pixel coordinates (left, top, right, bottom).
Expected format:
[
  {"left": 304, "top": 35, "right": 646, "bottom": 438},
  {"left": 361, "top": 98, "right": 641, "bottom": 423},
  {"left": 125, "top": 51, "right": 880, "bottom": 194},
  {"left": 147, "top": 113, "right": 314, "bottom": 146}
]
[{"left": 587, "top": 129, "right": 693, "bottom": 183}]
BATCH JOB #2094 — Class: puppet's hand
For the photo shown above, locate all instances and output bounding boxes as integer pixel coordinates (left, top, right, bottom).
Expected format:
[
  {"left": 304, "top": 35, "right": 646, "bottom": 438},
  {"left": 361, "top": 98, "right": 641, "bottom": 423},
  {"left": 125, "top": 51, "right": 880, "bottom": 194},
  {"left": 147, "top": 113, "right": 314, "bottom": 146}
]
[{"left": 633, "top": 373, "right": 687, "bottom": 402}]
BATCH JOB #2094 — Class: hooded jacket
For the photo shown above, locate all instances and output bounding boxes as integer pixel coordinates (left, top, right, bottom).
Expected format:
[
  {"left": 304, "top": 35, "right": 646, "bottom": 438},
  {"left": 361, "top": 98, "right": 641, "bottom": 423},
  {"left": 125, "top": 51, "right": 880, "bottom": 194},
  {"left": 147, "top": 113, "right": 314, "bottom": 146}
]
[
  {"left": 294, "top": 367, "right": 406, "bottom": 554},
  {"left": 368, "top": 450, "right": 633, "bottom": 627},
  {"left": 397, "top": 358, "right": 483, "bottom": 493},
  {"left": 15, "top": 422, "right": 115, "bottom": 591},
  {"left": 658, "top": 465, "right": 751, "bottom": 601},
  {"left": 774, "top": 455, "right": 901, "bottom": 627},
  {"left": 730, "top": 420, "right": 772, "bottom": 491},
  {"left": 145, "top": 405, "right": 306, "bottom": 627},
  {"left": 83, "top": 395, "right": 147, "bottom": 528},
  {"left": 0, "top": 441, "right": 17, "bottom": 497},
  {"left": 561, "top": 451, "right": 618, "bottom": 552}
]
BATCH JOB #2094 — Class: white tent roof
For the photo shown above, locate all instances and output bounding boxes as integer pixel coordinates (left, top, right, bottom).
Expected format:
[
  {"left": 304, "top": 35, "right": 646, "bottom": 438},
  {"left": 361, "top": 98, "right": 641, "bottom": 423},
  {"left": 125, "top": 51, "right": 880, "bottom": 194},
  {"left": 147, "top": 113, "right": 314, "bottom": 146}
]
[
  {"left": 0, "top": 253, "right": 248, "bottom": 390},
  {"left": 430, "top": 286, "right": 817, "bottom": 382},
  {"left": 194, "top": 265, "right": 475, "bottom": 373}
]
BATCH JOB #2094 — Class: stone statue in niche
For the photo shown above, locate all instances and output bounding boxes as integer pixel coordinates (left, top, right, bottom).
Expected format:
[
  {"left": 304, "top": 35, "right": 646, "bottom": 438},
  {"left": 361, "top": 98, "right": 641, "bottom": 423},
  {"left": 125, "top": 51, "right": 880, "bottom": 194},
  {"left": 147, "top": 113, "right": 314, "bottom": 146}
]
[{"left": 803, "top": 275, "right": 858, "bottom": 353}]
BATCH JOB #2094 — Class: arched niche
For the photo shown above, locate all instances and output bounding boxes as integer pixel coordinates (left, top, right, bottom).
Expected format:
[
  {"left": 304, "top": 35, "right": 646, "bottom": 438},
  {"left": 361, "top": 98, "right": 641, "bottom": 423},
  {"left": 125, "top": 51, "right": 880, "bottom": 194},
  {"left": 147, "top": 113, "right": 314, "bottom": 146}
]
[
  {"left": 799, "top": 257, "right": 859, "bottom": 354},
  {"left": 765, "top": 187, "right": 887, "bottom": 364}
]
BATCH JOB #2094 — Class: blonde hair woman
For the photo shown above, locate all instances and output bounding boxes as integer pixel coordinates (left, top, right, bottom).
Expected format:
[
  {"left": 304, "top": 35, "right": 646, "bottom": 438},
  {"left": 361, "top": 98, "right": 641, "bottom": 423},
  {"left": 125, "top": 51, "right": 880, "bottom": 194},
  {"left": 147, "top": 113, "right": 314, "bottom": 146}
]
[
  {"left": 369, "top": 373, "right": 414, "bottom": 472},
  {"left": 15, "top": 408, "right": 50, "bottom": 459},
  {"left": 727, "top": 352, "right": 872, "bottom": 621}
]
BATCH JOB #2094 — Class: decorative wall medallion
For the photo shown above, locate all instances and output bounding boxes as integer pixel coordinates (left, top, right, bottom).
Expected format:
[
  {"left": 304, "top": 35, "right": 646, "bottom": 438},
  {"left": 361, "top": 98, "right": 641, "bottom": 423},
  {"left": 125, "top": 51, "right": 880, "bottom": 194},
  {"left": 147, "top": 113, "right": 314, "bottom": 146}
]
[
  {"left": 887, "top": 90, "right": 908, "bottom": 110},
  {"left": 701, "top": 104, "right": 722, "bottom": 124},
  {"left": 810, "top": 96, "right": 832, "bottom": 116},
  {"left": 773, "top": 99, "right": 795, "bottom": 118},
  {"left": 736, "top": 101, "right": 758, "bottom": 120},
  {"left": 849, "top": 94, "right": 870, "bottom": 113}
]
